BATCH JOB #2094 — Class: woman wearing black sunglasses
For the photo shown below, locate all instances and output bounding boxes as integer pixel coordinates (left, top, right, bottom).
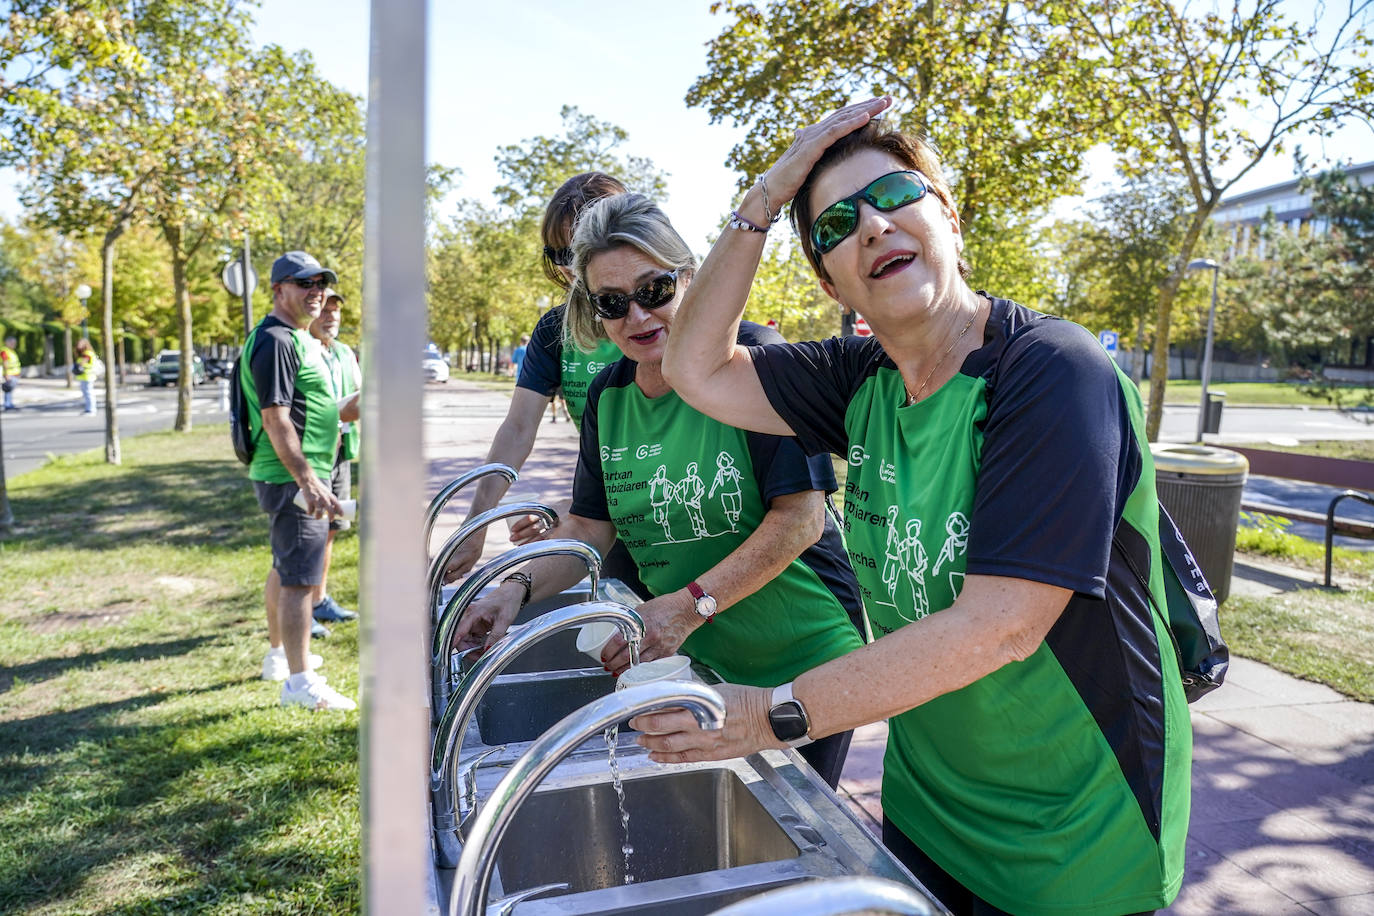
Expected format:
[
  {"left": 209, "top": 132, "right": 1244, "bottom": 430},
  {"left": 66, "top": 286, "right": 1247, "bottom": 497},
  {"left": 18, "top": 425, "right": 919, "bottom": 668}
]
[
  {"left": 640, "top": 98, "right": 1191, "bottom": 916},
  {"left": 442, "top": 172, "right": 648, "bottom": 597},
  {"left": 454, "top": 192, "right": 868, "bottom": 788}
]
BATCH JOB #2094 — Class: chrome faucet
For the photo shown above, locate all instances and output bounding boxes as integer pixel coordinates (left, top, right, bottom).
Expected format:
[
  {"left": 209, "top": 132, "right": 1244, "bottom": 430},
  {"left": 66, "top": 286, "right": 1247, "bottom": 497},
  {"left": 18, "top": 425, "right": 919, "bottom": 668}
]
[
  {"left": 706, "top": 877, "right": 941, "bottom": 915},
  {"left": 431, "top": 538, "right": 601, "bottom": 714},
  {"left": 447, "top": 680, "right": 727, "bottom": 916},
  {"left": 426, "top": 501, "right": 558, "bottom": 620},
  {"left": 423, "top": 463, "right": 517, "bottom": 559},
  {"left": 429, "top": 599, "right": 644, "bottom": 866}
]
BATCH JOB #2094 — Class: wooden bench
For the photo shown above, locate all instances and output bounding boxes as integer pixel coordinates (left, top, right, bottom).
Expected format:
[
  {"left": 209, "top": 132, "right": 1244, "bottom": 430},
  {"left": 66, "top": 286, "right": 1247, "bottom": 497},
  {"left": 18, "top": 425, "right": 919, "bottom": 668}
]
[{"left": 1227, "top": 446, "right": 1374, "bottom": 585}]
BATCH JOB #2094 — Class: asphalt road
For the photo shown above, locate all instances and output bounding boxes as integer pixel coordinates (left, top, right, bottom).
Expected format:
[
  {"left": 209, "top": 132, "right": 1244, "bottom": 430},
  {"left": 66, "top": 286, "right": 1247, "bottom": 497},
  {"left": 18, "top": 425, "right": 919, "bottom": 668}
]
[{"left": 1, "top": 376, "right": 230, "bottom": 477}]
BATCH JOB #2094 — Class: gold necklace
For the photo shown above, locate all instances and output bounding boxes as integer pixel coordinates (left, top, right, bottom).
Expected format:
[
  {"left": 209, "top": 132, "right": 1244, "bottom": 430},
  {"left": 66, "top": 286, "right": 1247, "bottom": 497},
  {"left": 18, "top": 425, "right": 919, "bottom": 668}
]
[{"left": 904, "top": 310, "right": 978, "bottom": 406}]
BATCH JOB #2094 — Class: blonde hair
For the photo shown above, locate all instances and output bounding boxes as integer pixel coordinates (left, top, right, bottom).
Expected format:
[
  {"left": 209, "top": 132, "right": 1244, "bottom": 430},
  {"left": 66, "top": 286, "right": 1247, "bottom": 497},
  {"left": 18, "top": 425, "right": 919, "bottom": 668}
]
[{"left": 565, "top": 193, "right": 696, "bottom": 352}]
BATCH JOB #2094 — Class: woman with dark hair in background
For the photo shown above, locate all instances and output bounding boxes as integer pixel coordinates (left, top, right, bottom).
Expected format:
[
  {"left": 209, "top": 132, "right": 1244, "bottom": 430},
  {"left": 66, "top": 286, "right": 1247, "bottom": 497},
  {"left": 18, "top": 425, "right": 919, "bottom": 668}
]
[{"left": 443, "top": 172, "right": 646, "bottom": 596}]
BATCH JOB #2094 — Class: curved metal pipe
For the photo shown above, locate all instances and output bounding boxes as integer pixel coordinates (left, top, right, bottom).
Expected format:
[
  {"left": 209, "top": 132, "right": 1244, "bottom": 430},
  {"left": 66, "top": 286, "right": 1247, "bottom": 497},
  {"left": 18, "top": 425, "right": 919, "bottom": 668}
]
[
  {"left": 426, "top": 501, "right": 558, "bottom": 618},
  {"left": 423, "top": 463, "right": 518, "bottom": 559},
  {"left": 706, "top": 877, "right": 940, "bottom": 915},
  {"left": 431, "top": 538, "right": 602, "bottom": 714},
  {"left": 448, "top": 680, "right": 726, "bottom": 916},
  {"left": 430, "top": 600, "right": 645, "bottom": 845}
]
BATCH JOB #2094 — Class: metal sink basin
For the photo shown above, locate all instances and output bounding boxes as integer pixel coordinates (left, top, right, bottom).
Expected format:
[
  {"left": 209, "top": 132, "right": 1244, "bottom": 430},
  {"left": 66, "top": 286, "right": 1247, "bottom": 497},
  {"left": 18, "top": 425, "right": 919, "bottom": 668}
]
[
  {"left": 475, "top": 670, "right": 621, "bottom": 746},
  {"left": 492, "top": 768, "right": 800, "bottom": 895}
]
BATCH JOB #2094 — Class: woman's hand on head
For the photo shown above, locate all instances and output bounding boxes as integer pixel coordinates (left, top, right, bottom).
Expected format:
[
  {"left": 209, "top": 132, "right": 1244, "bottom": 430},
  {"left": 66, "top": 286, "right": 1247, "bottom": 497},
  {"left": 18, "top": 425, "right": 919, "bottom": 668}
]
[
  {"left": 631, "top": 683, "right": 780, "bottom": 764},
  {"left": 761, "top": 96, "right": 893, "bottom": 210},
  {"left": 600, "top": 591, "right": 701, "bottom": 674}
]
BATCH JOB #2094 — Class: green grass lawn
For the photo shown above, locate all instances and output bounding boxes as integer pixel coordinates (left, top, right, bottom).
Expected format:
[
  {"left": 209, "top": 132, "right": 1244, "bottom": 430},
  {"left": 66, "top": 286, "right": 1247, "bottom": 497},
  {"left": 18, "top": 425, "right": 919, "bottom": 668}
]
[
  {"left": 0, "top": 428, "right": 360, "bottom": 914},
  {"left": 1142, "top": 379, "right": 1374, "bottom": 407}
]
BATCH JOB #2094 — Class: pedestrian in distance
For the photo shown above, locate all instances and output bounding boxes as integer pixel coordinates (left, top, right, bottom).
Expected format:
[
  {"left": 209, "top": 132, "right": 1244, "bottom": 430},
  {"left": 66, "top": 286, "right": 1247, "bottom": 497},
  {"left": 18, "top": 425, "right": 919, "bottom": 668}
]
[
  {"left": 1, "top": 335, "right": 20, "bottom": 410},
  {"left": 510, "top": 334, "right": 528, "bottom": 379},
  {"left": 307, "top": 288, "right": 361, "bottom": 626},
  {"left": 241, "top": 250, "right": 358, "bottom": 711},
  {"left": 73, "top": 338, "right": 97, "bottom": 414}
]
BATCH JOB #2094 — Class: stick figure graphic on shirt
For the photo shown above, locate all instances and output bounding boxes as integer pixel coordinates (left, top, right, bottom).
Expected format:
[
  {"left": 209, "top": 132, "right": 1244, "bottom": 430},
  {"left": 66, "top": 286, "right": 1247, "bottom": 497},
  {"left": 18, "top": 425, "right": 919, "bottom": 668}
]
[
  {"left": 932, "top": 511, "right": 970, "bottom": 594},
  {"left": 677, "top": 461, "right": 708, "bottom": 537},
  {"left": 708, "top": 451, "right": 743, "bottom": 531},
  {"left": 881, "top": 505, "right": 902, "bottom": 605},
  {"left": 900, "top": 519, "right": 931, "bottom": 621},
  {"left": 650, "top": 464, "right": 675, "bottom": 541}
]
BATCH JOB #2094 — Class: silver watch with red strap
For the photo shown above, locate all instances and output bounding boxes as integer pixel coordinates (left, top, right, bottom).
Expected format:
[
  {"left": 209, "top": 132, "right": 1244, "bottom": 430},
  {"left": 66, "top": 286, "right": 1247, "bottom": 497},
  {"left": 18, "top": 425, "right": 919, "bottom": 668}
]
[{"left": 686, "top": 581, "right": 717, "bottom": 622}]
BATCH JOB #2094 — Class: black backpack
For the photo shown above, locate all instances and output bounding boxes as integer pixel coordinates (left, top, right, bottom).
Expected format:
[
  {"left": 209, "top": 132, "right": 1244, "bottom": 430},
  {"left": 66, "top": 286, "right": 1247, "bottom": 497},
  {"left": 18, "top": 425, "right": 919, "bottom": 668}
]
[
  {"left": 1115, "top": 504, "right": 1230, "bottom": 703},
  {"left": 229, "top": 331, "right": 262, "bottom": 465}
]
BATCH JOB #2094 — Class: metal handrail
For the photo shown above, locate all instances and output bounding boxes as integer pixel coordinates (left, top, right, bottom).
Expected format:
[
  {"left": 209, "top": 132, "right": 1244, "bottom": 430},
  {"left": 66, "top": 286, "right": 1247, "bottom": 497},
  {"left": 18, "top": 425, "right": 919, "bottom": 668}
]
[
  {"left": 1324, "top": 489, "right": 1374, "bottom": 587},
  {"left": 423, "top": 463, "right": 518, "bottom": 559}
]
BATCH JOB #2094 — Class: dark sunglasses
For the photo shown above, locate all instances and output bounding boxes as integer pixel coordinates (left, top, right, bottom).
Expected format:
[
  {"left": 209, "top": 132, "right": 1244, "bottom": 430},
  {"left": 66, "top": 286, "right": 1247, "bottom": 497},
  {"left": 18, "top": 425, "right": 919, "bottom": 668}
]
[
  {"left": 543, "top": 245, "right": 573, "bottom": 267},
  {"left": 287, "top": 276, "right": 331, "bottom": 290},
  {"left": 810, "top": 170, "right": 932, "bottom": 255},
  {"left": 588, "top": 270, "right": 679, "bottom": 321}
]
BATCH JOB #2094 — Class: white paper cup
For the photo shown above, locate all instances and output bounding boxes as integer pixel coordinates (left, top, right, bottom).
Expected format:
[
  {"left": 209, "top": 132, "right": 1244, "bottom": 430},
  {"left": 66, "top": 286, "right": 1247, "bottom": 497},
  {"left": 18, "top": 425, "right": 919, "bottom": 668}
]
[
  {"left": 292, "top": 490, "right": 357, "bottom": 521},
  {"left": 575, "top": 621, "right": 619, "bottom": 662},
  {"left": 616, "top": 654, "right": 694, "bottom": 691}
]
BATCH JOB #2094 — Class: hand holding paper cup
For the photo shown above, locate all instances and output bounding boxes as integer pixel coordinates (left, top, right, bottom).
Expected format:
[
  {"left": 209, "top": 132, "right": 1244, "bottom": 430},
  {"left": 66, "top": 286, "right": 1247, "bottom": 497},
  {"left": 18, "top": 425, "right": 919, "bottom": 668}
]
[
  {"left": 576, "top": 621, "right": 619, "bottom": 663},
  {"left": 615, "top": 654, "right": 695, "bottom": 691}
]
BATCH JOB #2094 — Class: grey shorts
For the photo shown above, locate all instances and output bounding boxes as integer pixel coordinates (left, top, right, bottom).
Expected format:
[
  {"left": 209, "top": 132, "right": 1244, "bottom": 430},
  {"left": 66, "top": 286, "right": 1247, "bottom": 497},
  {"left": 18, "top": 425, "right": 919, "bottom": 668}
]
[
  {"left": 254, "top": 480, "right": 330, "bottom": 587},
  {"left": 329, "top": 459, "right": 352, "bottom": 532}
]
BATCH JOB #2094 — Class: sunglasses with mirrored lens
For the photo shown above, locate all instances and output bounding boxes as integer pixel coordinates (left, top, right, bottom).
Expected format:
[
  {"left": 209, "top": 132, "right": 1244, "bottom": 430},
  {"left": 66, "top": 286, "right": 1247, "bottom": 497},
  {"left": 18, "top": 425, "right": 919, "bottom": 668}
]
[
  {"left": 810, "top": 170, "right": 932, "bottom": 255},
  {"left": 543, "top": 245, "right": 573, "bottom": 267},
  {"left": 288, "top": 276, "right": 331, "bottom": 290},
  {"left": 588, "top": 270, "right": 679, "bottom": 321}
]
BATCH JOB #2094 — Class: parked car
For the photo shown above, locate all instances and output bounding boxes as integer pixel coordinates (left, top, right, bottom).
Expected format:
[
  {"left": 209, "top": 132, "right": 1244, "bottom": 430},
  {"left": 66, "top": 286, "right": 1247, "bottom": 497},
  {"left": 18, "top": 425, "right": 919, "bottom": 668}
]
[
  {"left": 148, "top": 350, "right": 206, "bottom": 386},
  {"left": 422, "top": 349, "right": 450, "bottom": 383},
  {"left": 203, "top": 357, "right": 233, "bottom": 380}
]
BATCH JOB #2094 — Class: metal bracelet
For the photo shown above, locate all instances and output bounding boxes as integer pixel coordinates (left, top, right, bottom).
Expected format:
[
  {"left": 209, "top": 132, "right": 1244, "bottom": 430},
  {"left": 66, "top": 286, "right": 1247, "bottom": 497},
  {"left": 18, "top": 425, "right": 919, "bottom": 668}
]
[
  {"left": 501, "top": 571, "right": 533, "bottom": 607},
  {"left": 758, "top": 175, "right": 783, "bottom": 224}
]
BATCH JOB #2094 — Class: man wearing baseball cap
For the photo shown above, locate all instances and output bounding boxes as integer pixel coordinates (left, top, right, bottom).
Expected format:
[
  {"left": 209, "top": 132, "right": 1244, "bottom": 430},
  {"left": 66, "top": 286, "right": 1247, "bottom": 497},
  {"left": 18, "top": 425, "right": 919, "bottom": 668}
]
[
  {"left": 239, "top": 250, "right": 356, "bottom": 710},
  {"left": 307, "top": 287, "right": 362, "bottom": 626}
]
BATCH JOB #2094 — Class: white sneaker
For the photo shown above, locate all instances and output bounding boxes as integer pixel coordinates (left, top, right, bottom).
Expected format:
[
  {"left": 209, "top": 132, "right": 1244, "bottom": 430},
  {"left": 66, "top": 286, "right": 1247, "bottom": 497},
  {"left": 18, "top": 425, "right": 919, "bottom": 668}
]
[
  {"left": 280, "top": 671, "right": 357, "bottom": 711},
  {"left": 261, "top": 648, "right": 323, "bottom": 682}
]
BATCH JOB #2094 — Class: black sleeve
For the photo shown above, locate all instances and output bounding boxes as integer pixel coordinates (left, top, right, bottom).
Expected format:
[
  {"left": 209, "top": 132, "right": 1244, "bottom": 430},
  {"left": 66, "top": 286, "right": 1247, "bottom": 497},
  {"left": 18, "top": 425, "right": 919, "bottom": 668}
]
[
  {"left": 749, "top": 335, "right": 889, "bottom": 458},
  {"left": 569, "top": 367, "right": 612, "bottom": 521},
  {"left": 744, "top": 431, "right": 838, "bottom": 505},
  {"left": 249, "top": 324, "right": 299, "bottom": 410},
  {"left": 515, "top": 305, "right": 563, "bottom": 396},
  {"left": 965, "top": 319, "right": 1137, "bottom": 598}
]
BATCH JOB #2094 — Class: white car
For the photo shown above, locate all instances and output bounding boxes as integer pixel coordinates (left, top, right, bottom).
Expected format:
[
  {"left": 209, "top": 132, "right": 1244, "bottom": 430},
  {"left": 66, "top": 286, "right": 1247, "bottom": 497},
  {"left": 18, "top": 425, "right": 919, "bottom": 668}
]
[{"left": 422, "top": 350, "right": 450, "bottom": 383}]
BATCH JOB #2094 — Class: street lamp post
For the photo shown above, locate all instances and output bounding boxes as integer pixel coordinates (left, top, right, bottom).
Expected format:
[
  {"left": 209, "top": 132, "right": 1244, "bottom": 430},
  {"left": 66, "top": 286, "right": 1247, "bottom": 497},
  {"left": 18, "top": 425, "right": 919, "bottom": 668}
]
[
  {"left": 75, "top": 283, "right": 93, "bottom": 340},
  {"left": 1186, "top": 258, "right": 1220, "bottom": 442}
]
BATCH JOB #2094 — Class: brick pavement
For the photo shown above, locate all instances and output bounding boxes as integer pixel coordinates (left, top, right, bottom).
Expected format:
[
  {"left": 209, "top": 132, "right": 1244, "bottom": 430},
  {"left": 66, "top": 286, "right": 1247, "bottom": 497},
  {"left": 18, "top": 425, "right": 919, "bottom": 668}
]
[{"left": 427, "top": 377, "right": 1374, "bottom": 915}]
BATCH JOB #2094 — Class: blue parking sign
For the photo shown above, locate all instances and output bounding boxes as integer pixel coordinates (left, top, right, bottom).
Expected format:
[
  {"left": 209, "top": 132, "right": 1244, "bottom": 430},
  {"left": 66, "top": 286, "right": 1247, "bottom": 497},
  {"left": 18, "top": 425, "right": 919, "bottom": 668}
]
[{"left": 1098, "top": 330, "right": 1118, "bottom": 353}]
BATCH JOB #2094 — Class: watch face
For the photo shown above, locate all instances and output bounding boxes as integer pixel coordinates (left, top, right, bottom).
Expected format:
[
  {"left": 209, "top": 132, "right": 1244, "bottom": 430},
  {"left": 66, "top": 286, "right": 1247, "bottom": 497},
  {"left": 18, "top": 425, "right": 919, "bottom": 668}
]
[
  {"left": 769, "top": 701, "right": 809, "bottom": 742},
  {"left": 695, "top": 594, "right": 717, "bottom": 618}
]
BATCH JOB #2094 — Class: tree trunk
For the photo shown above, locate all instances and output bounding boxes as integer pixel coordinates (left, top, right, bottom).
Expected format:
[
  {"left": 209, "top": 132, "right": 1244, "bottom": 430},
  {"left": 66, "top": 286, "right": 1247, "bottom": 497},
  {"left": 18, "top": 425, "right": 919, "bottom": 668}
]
[
  {"left": 1131, "top": 310, "right": 1146, "bottom": 385},
  {"left": 163, "top": 222, "right": 194, "bottom": 432},
  {"left": 101, "top": 227, "right": 124, "bottom": 464},
  {"left": 63, "top": 326, "right": 73, "bottom": 388},
  {"left": 1146, "top": 211, "right": 1212, "bottom": 441}
]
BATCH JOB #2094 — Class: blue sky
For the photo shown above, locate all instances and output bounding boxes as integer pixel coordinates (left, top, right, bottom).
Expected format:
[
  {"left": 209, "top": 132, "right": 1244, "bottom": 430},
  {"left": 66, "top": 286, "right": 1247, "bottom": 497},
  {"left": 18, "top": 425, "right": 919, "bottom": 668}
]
[{"left": 3, "top": 0, "right": 1369, "bottom": 254}]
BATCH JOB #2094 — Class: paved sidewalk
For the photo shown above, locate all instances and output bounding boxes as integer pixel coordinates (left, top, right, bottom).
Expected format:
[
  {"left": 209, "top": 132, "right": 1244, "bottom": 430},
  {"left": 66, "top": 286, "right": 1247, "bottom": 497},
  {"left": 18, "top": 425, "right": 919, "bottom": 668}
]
[{"left": 427, "top": 378, "right": 1374, "bottom": 916}]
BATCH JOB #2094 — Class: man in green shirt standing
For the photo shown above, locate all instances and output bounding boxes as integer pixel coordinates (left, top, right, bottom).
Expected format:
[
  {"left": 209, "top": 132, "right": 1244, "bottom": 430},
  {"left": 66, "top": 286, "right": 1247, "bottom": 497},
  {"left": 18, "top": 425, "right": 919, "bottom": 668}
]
[
  {"left": 242, "top": 251, "right": 356, "bottom": 711},
  {"left": 307, "top": 288, "right": 361, "bottom": 625}
]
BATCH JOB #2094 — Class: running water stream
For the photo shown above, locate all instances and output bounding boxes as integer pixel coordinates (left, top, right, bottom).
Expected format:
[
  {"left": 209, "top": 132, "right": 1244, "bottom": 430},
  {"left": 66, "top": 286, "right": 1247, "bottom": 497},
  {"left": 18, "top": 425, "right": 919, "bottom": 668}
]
[{"left": 603, "top": 633, "right": 643, "bottom": 885}]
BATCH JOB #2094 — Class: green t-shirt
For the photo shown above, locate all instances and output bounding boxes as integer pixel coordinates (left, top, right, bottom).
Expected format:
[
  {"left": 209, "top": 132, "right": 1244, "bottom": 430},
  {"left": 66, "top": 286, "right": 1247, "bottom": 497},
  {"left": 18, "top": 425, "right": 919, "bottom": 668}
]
[
  {"left": 323, "top": 339, "right": 361, "bottom": 462},
  {"left": 571, "top": 328, "right": 865, "bottom": 688},
  {"left": 242, "top": 316, "right": 340, "bottom": 484},
  {"left": 752, "top": 298, "right": 1190, "bottom": 915},
  {"left": 515, "top": 303, "right": 622, "bottom": 428}
]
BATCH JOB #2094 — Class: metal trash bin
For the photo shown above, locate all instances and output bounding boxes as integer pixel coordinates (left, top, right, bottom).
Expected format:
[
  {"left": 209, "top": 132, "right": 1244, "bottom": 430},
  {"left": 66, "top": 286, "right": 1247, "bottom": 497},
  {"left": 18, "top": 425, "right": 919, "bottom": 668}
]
[
  {"left": 1150, "top": 443, "right": 1248, "bottom": 603},
  {"left": 1203, "top": 391, "right": 1226, "bottom": 434}
]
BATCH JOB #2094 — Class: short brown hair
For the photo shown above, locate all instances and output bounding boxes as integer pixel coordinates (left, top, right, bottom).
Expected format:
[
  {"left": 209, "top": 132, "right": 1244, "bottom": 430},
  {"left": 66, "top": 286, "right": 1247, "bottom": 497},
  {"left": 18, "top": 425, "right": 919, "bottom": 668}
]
[
  {"left": 540, "top": 172, "right": 628, "bottom": 289},
  {"left": 790, "top": 121, "right": 970, "bottom": 283}
]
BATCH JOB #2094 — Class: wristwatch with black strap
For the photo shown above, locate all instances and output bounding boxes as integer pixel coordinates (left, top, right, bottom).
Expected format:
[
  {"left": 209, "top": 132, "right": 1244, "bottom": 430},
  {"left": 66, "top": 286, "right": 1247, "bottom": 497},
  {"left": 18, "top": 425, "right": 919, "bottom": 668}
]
[{"left": 768, "top": 681, "right": 814, "bottom": 748}]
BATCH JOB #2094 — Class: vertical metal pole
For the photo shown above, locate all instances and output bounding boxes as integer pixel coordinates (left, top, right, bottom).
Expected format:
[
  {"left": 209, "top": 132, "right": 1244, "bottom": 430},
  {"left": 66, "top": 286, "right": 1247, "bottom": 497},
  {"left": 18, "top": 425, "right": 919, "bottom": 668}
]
[
  {"left": 241, "top": 231, "right": 254, "bottom": 338},
  {"left": 362, "top": 2, "right": 428, "bottom": 912},
  {"left": 1195, "top": 267, "right": 1219, "bottom": 443}
]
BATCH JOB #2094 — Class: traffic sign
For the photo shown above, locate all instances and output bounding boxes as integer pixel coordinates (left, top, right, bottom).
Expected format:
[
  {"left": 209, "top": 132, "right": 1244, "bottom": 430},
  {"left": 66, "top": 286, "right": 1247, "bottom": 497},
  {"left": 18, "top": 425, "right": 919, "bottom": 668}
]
[
  {"left": 1098, "top": 330, "right": 1118, "bottom": 353},
  {"left": 854, "top": 314, "right": 872, "bottom": 337},
  {"left": 221, "top": 261, "right": 258, "bottom": 298}
]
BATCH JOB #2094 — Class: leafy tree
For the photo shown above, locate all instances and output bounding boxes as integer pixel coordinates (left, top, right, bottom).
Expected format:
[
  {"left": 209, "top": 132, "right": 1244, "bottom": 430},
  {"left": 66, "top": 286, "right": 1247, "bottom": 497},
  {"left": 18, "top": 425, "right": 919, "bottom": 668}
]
[
  {"left": 744, "top": 232, "right": 841, "bottom": 341},
  {"left": 1071, "top": 0, "right": 1374, "bottom": 439},
  {"left": 686, "top": 0, "right": 1116, "bottom": 298}
]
